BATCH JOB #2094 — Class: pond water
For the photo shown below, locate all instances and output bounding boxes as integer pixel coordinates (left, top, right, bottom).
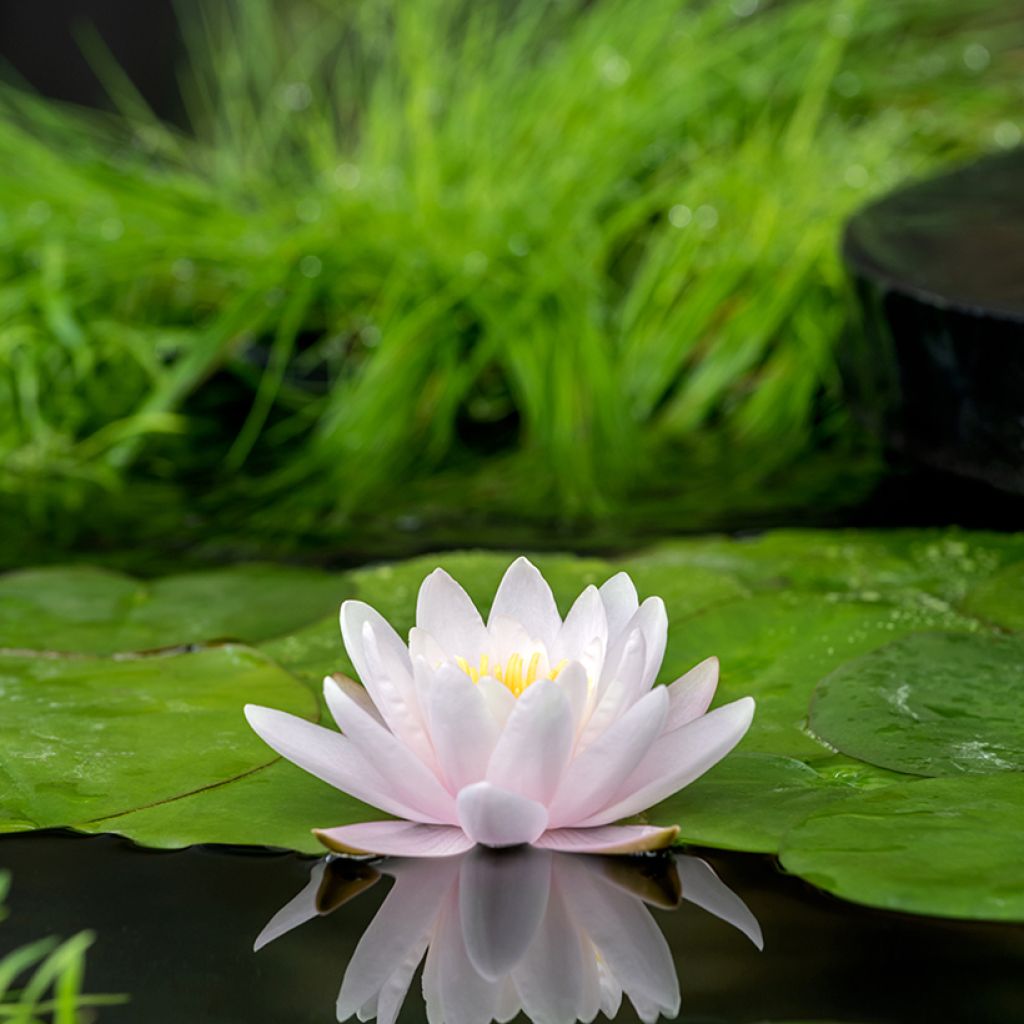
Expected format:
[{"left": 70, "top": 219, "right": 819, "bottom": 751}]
[{"left": 2, "top": 831, "right": 1022, "bottom": 1023}]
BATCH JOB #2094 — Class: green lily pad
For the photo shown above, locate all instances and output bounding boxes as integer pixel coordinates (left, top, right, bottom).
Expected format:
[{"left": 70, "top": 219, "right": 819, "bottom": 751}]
[
  {"left": 962, "top": 561, "right": 1024, "bottom": 631},
  {"left": 779, "top": 773, "right": 1024, "bottom": 921},
  {"left": 0, "top": 564, "right": 352, "bottom": 655},
  {"left": 77, "top": 759, "right": 375, "bottom": 854},
  {"left": 809, "top": 632, "right": 1024, "bottom": 776},
  {"left": 648, "top": 753, "right": 883, "bottom": 853},
  {"left": 661, "top": 591, "right": 982, "bottom": 759},
  {"left": 0, "top": 645, "right": 317, "bottom": 830}
]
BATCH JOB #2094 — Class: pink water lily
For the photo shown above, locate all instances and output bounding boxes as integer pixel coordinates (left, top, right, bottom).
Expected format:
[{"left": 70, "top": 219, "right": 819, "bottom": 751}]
[{"left": 245, "top": 557, "right": 754, "bottom": 857}]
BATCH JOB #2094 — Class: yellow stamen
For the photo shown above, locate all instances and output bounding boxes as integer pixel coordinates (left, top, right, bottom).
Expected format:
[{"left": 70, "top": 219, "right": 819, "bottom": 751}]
[{"left": 454, "top": 652, "right": 570, "bottom": 697}]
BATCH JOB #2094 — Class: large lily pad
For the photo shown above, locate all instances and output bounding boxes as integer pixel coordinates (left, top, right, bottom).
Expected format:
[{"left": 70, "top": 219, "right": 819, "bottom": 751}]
[
  {"left": 0, "top": 645, "right": 317, "bottom": 830},
  {"left": 962, "top": 560, "right": 1024, "bottom": 631},
  {"left": 0, "top": 564, "right": 352, "bottom": 655},
  {"left": 779, "top": 774, "right": 1024, "bottom": 921},
  {"left": 78, "top": 760, "right": 373, "bottom": 854},
  {"left": 809, "top": 632, "right": 1024, "bottom": 777},
  {"left": 647, "top": 753, "right": 889, "bottom": 853},
  {"left": 660, "top": 590, "right": 982, "bottom": 759}
]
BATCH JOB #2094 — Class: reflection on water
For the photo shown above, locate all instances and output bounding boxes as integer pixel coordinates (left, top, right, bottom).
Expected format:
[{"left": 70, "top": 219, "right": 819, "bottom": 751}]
[{"left": 256, "top": 849, "right": 762, "bottom": 1024}]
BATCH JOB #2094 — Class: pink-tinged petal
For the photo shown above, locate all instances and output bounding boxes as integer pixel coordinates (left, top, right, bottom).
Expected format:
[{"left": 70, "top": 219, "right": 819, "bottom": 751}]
[
  {"left": 408, "top": 626, "right": 447, "bottom": 666},
  {"left": 327, "top": 673, "right": 384, "bottom": 726},
  {"left": 556, "top": 661, "right": 590, "bottom": 736},
  {"left": 253, "top": 860, "right": 327, "bottom": 951},
  {"left": 488, "top": 557, "right": 560, "bottom": 648},
  {"left": 427, "top": 666, "right": 501, "bottom": 792},
  {"left": 359, "top": 621, "right": 436, "bottom": 767},
  {"left": 599, "top": 572, "right": 639, "bottom": 639},
  {"left": 476, "top": 675, "right": 516, "bottom": 729},
  {"left": 459, "top": 847, "right": 551, "bottom": 980},
  {"left": 434, "top": 889, "right": 503, "bottom": 1024},
  {"left": 244, "top": 705, "right": 427, "bottom": 821},
  {"left": 533, "top": 825, "right": 679, "bottom": 855},
  {"left": 554, "top": 585, "right": 607, "bottom": 666},
  {"left": 548, "top": 686, "right": 669, "bottom": 827},
  {"left": 577, "top": 628, "right": 646, "bottom": 749},
  {"left": 664, "top": 656, "right": 719, "bottom": 731},
  {"left": 337, "top": 858, "right": 460, "bottom": 1021},
  {"left": 601, "top": 597, "right": 667, "bottom": 694},
  {"left": 340, "top": 600, "right": 411, "bottom": 683},
  {"left": 675, "top": 856, "right": 763, "bottom": 949},
  {"left": 315, "top": 821, "right": 474, "bottom": 857},
  {"left": 512, "top": 884, "right": 585, "bottom": 1024},
  {"left": 555, "top": 856, "right": 679, "bottom": 1020},
  {"left": 374, "top": 935, "right": 431, "bottom": 1024},
  {"left": 417, "top": 569, "right": 488, "bottom": 661},
  {"left": 579, "top": 696, "right": 755, "bottom": 827},
  {"left": 486, "top": 678, "right": 574, "bottom": 805},
  {"left": 324, "top": 678, "right": 456, "bottom": 823},
  {"left": 456, "top": 781, "right": 548, "bottom": 848}
]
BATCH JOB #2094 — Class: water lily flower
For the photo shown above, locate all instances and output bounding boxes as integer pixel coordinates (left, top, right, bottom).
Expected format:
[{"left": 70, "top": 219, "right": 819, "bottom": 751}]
[
  {"left": 245, "top": 557, "right": 754, "bottom": 856},
  {"left": 255, "top": 848, "right": 763, "bottom": 1024}
]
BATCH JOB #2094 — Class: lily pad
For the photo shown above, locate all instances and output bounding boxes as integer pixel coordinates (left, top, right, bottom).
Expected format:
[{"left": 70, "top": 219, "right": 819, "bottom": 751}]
[
  {"left": 809, "top": 632, "right": 1024, "bottom": 776},
  {"left": 661, "top": 591, "right": 982, "bottom": 759},
  {"left": 648, "top": 753, "right": 866, "bottom": 853},
  {"left": 78, "top": 760, "right": 374, "bottom": 854},
  {"left": 0, "top": 564, "right": 352, "bottom": 655},
  {"left": 962, "top": 560, "right": 1024, "bottom": 631},
  {"left": 779, "top": 773, "right": 1024, "bottom": 921},
  {"left": 0, "top": 645, "right": 317, "bottom": 830}
]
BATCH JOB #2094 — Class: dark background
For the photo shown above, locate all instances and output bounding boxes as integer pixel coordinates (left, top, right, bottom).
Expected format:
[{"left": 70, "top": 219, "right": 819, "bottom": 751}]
[{"left": 1, "top": 0, "right": 181, "bottom": 113}]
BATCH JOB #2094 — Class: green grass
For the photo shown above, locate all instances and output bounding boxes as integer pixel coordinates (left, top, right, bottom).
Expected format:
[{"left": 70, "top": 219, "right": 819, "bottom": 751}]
[
  {"left": 0, "top": 873, "right": 126, "bottom": 1022},
  {"left": 0, "top": 0, "right": 1021, "bottom": 563}
]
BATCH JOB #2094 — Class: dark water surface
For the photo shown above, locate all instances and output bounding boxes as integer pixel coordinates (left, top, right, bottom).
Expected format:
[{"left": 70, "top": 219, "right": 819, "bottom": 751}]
[{"left": 2, "top": 831, "right": 1022, "bottom": 1023}]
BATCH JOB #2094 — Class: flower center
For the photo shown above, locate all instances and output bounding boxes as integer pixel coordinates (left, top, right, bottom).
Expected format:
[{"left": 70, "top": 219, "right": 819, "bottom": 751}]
[{"left": 455, "top": 652, "right": 567, "bottom": 697}]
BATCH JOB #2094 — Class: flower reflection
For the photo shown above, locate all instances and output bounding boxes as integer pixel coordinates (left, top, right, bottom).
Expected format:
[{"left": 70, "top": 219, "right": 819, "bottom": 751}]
[{"left": 256, "top": 848, "right": 762, "bottom": 1024}]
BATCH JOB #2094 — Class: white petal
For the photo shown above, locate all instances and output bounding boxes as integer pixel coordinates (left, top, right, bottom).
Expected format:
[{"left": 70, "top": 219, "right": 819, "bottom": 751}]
[
  {"left": 253, "top": 860, "right": 326, "bottom": 951},
  {"left": 435, "top": 890, "right": 503, "bottom": 1024},
  {"left": 555, "top": 585, "right": 607, "bottom": 666},
  {"left": 417, "top": 569, "right": 488, "bottom": 660},
  {"left": 675, "top": 856, "right": 763, "bottom": 949},
  {"left": 359, "top": 620, "right": 435, "bottom": 766},
  {"left": 599, "top": 572, "right": 638, "bottom": 638},
  {"left": 512, "top": 884, "right": 585, "bottom": 1024},
  {"left": 428, "top": 665, "right": 501, "bottom": 792},
  {"left": 315, "top": 821, "right": 475, "bottom": 858},
  {"left": 577, "top": 628, "right": 646, "bottom": 749},
  {"left": 328, "top": 673, "right": 385, "bottom": 726},
  {"left": 375, "top": 934, "right": 431, "bottom": 1024},
  {"left": 664, "top": 656, "right": 719, "bottom": 731},
  {"left": 556, "top": 856, "right": 679, "bottom": 1020},
  {"left": 476, "top": 675, "right": 517, "bottom": 728},
  {"left": 459, "top": 847, "right": 551, "bottom": 980},
  {"left": 556, "top": 661, "right": 590, "bottom": 737},
  {"left": 488, "top": 557, "right": 561, "bottom": 647},
  {"left": 408, "top": 626, "right": 448, "bottom": 666},
  {"left": 340, "top": 600, "right": 411, "bottom": 683},
  {"left": 578, "top": 696, "right": 755, "bottom": 826},
  {"left": 547, "top": 686, "right": 669, "bottom": 827},
  {"left": 456, "top": 782, "right": 548, "bottom": 848},
  {"left": 533, "top": 825, "right": 679, "bottom": 855},
  {"left": 244, "top": 705, "right": 426, "bottom": 821},
  {"left": 486, "top": 678, "right": 574, "bottom": 805},
  {"left": 324, "top": 678, "right": 456, "bottom": 823},
  {"left": 601, "top": 597, "right": 666, "bottom": 694},
  {"left": 337, "top": 858, "right": 460, "bottom": 1021}
]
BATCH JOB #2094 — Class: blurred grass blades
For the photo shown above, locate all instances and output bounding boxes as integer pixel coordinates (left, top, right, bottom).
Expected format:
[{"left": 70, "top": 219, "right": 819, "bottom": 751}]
[
  {"left": 0, "top": 873, "right": 126, "bottom": 1023},
  {"left": 0, "top": 0, "right": 1021, "bottom": 551}
]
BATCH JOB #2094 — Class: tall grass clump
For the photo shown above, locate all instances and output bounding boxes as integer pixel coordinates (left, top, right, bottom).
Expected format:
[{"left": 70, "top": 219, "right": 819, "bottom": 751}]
[{"left": 1, "top": 0, "right": 1021, "bottom": 559}]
